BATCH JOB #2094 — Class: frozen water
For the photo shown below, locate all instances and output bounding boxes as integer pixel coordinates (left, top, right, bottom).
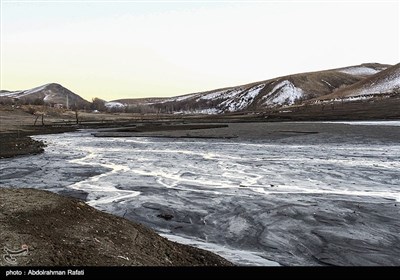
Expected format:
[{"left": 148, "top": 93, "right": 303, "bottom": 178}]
[{"left": 1, "top": 123, "right": 399, "bottom": 265}]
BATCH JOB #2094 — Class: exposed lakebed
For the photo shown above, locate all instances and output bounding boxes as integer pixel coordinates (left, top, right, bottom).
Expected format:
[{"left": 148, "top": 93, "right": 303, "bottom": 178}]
[{"left": 1, "top": 122, "right": 399, "bottom": 266}]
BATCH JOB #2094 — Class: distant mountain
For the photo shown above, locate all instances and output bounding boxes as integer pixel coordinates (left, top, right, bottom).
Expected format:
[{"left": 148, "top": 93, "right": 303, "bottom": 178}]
[
  {"left": 0, "top": 83, "right": 91, "bottom": 109},
  {"left": 111, "top": 63, "right": 394, "bottom": 114}
]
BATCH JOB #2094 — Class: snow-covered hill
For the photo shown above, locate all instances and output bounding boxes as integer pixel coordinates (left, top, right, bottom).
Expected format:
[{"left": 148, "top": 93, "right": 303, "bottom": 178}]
[
  {"left": 117, "top": 63, "right": 390, "bottom": 114},
  {"left": 2, "top": 63, "right": 396, "bottom": 115},
  {"left": 318, "top": 63, "right": 400, "bottom": 101},
  {"left": 0, "top": 83, "right": 90, "bottom": 108}
]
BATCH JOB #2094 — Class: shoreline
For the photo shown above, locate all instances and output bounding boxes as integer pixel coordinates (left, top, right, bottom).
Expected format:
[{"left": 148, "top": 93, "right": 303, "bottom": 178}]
[
  {"left": 0, "top": 126, "right": 77, "bottom": 159},
  {"left": 2, "top": 118, "right": 400, "bottom": 161},
  {"left": 1, "top": 102, "right": 399, "bottom": 159}
]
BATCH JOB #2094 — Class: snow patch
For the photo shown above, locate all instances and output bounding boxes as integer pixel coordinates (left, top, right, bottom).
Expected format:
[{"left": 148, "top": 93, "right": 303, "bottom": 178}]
[
  {"left": 105, "top": 102, "right": 126, "bottom": 108},
  {"left": 43, "top": 94, "right": 53, "bottom": 102},
  {"left": 0, "top": 84, "right": 51, "bottom": 99},
  {"left": 0, "top": 90, "right": 36, "bottom": 99},
  {"left": 24, "top": 84, "right": 50, "bottom": 94},
  {"left": 338, "top": 66, "right": 380, "bottom": 76},
  {"left": 263, "top": 80, "right": 303, "bottom": 106},
  {"left": 0, "top": 91, "right": 22, "bottom": 97},
  {"left": 197, "top": 90, "right": 228, "bottom": 101},
  {"left": 222, "top": 84, "right": 265, "bottom": 112},
  {"left": 341, "top": 95, "right": 374, "bottom": 102},
  {"left": 345, "top": 68, "right": 400, "bottom": 97},
  {"left": 197, "top": 88, "right": 242, "bottom": 101},
  {"left": 321, "top": 79, "right": 334, "bottom": 88},
  {"left": 174, "top": 108, "right": 221, "bottom": 115},
  {"left": 358, "top": 78, "right": 399, "bottom": 96}
]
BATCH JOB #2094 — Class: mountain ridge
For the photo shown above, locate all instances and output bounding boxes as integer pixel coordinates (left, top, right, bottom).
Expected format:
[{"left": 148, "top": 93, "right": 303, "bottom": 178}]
[
  {"left": 109, "top": 62, "right": 396, "bottom": 114},
  {"left": 1, "top": 62, "right": 398, "bottom": 115}
]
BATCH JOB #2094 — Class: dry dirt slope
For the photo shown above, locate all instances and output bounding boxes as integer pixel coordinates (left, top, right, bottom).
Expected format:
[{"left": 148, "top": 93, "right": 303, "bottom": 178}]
[{"left": 0, "top": 188, "right": 232, "bottom": 266}]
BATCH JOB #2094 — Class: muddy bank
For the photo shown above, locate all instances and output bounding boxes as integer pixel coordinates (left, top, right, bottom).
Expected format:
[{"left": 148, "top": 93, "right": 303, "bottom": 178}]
[
  {"left": 93, "top": 121, "right": 400, "bottom": 143},
  {"left": 0, "top": 127, "right": 77, "bottom": 159},
  {"left": 0, "top": 134, "right": 45, "bottom": 159},
  {"left": 0, "top": 188, "right": 232, "bottom": 266}
]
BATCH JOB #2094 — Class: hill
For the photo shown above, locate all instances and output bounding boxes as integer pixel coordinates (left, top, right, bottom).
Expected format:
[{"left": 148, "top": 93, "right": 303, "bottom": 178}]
[
  {"left": 0, "top": 83, "right": 91, "bottom": 109},
  {"left": 316, "top": 63, "right": 400, "bottom": 100},
  {"left": 2, "top": 62, "right": 398, "bottom": 117},
  {"left": 112, "top": 63, "right": 394, "bottom": 114}
]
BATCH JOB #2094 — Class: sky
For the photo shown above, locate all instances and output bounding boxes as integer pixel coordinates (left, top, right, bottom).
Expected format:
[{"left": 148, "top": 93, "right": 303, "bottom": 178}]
[{"left": 1, "top": 0, "right": 399, "bottom": 101}]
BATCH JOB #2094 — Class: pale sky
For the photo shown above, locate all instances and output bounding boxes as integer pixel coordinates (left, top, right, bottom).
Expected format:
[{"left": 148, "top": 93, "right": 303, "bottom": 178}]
[{"left": 1, "top": 0, "right": 399, "bottom": 101}]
